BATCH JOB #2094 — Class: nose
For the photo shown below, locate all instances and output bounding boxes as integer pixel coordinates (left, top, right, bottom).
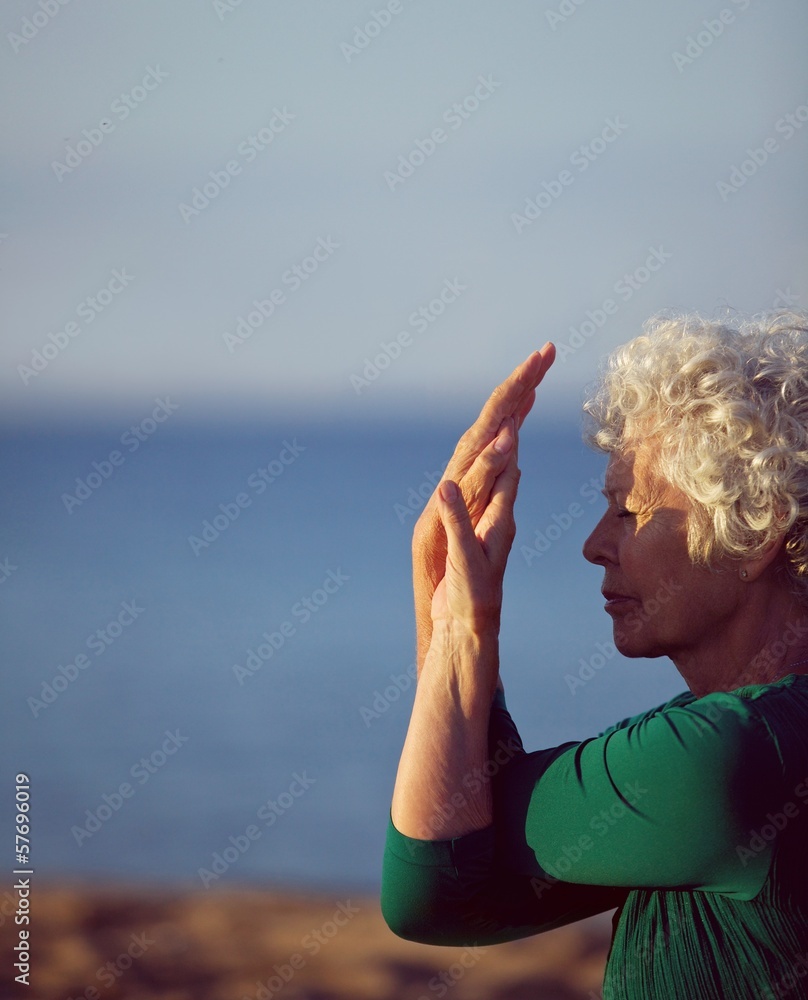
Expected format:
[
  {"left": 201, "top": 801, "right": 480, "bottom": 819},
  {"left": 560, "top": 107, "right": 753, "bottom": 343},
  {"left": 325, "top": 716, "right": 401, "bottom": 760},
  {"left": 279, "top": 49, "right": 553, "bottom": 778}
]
[{"left": 582, "top": 512, "right": 613, "bottom": 567}]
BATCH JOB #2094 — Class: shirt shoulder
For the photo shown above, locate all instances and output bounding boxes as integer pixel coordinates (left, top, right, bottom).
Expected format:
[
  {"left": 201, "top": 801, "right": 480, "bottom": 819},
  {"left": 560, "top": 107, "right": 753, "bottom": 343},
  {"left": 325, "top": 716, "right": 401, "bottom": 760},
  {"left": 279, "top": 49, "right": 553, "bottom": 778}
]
[
  {"left": 596, "top": 688, "right": 695, "bottom": 738},
  {"left": 500, "top": 674, "right": 808, "bottom": 898},
  {"left": 713, "top": 671, "right": 808, "bottom": 783}
]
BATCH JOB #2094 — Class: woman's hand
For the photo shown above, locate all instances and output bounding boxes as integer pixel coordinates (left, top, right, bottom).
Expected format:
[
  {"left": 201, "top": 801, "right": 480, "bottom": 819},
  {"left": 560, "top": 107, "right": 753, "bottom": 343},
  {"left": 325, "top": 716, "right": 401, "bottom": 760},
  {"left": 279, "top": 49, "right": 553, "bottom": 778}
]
[
  {"left": 412, "top": 344, "right": 556, "bottom": 673},
  {"left": 429, "top": 439, "right": 521, "bottom": 637},
  {"left": 391, "top": 463, "right": 517, "bottom": 838},
  {"left": 391, "top": 414, "right": 526, "bottom": 839},
  {"left": 391, "top": 345, "right": 555, "bottom": 840}
]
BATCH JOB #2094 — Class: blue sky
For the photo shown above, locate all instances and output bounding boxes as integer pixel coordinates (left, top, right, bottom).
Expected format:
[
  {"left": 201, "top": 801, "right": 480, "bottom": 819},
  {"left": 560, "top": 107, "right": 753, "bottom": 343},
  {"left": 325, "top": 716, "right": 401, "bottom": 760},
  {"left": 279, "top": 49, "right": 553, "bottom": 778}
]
[{"left": 2, "top": 0, "right": 807, "bottom": 425}]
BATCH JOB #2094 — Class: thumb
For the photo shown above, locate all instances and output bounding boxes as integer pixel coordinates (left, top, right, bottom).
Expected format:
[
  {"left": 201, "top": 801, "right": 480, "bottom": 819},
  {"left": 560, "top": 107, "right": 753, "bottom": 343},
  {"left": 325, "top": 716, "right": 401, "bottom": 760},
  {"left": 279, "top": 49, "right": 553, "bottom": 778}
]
[{"left": 436, "top": 479, "right": 479, "bottom": 573}]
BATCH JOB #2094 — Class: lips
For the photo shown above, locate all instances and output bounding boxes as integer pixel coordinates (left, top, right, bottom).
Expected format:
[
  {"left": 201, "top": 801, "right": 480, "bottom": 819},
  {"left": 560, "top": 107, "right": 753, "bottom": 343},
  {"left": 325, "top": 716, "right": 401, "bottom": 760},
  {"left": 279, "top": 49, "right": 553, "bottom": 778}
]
[{"left": 602, "top": 589, "right": 637, "bottom": 610}]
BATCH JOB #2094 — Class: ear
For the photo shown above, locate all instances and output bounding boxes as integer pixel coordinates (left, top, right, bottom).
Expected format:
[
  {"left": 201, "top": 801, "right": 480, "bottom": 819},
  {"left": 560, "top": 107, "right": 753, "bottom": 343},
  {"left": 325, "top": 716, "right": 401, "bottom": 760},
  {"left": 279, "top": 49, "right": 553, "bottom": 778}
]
[{"left": 739, "top": 533, "right": 787, "bottom": 583}]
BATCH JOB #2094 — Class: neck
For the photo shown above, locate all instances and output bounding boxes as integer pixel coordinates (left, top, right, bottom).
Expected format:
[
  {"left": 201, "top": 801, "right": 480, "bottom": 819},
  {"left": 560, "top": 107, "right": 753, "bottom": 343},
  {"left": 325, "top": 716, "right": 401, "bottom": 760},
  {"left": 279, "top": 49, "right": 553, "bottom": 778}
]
[{"left": 672, "top": 592, "right": 808, "bottom": 697}]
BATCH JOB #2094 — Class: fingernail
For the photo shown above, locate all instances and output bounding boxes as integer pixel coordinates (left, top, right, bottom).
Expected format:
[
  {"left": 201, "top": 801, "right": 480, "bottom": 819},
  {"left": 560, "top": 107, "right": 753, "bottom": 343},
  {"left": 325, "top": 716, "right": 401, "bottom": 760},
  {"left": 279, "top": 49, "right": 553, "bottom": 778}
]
[
  {"left": 439, "top": 480, "right": 458, "bottom": 502},
  {"left": 494, "top": 429, "right": 513, "bottom": 455}
]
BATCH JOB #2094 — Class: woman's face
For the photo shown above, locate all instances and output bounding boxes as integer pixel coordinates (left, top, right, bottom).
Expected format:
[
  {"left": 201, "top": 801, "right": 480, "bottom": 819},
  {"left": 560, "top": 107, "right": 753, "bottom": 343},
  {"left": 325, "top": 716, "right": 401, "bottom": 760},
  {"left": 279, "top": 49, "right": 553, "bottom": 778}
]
[{"left": 582, "top": 441, "right": 741, "bottom": 664}]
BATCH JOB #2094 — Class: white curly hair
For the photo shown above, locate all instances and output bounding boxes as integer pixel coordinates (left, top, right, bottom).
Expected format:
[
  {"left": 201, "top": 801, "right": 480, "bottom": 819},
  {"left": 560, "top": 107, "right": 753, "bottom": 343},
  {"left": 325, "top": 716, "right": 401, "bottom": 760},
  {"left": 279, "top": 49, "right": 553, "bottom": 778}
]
[{"left": 582, "top": 309, "right": 808, "bottom": 599}]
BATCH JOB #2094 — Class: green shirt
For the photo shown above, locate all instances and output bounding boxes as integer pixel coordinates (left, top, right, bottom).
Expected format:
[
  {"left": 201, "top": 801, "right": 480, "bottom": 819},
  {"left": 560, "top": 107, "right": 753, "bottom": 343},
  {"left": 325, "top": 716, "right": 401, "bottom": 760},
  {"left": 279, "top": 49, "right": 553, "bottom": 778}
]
[{"left": 381, "top": 673, "right": 808, "bottom": 999}]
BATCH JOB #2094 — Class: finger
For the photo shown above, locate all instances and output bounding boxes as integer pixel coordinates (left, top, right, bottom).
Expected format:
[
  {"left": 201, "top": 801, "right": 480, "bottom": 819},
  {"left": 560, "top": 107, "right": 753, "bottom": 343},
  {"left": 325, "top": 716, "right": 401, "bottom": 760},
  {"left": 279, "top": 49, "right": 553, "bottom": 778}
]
[
  {"left": 414, "top": 414, "right": 515, "bottom": 547},
  {"left": 473, "top": 343, "right": 554, "bottom": 444},
  {"left": 435, "top": 480, "right": 505, "bottom": 634},
  {"left": 436, "top": 479, "right": 481, "bottom": 579},
  {"left": 514, "top": 388, "right": 535, "bottom": 431},
  {"left": 476, "top": 452, "right": 521, "bottom": 567},
  {"left": 459, "top": 417, "right": 515, "bottom": 526},
  {"left": 446, "top": 343, "right": 555, "bottom": 482},
  {"left": 413, "top": 344, "right": 552, "bottom": 560}
]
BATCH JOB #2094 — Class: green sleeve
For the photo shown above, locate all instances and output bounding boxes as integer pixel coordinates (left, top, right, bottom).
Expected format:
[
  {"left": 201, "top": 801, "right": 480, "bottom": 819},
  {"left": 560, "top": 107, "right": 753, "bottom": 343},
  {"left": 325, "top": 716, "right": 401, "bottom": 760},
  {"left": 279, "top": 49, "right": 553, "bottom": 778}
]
[
  {"left": 381, "top": 689, "right": 629, "bottom": 945},
  {"left": 381, "top": 813, "right": 629, "bottom": 946},
  {"left": 381, "top": 687, "right": 785, "bottom": 945},
  {"left": 497, "top": 689, "right": 782, "bottom": 899}
]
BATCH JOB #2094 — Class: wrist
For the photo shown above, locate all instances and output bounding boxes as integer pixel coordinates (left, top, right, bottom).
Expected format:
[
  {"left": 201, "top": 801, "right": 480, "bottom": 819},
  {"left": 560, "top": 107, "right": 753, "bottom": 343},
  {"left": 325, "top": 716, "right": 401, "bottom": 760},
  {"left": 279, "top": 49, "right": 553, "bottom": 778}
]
[
  {"left": 423, "top": 619, "right": 500, "bottom": 705},
  {"left": 430, "top": 617, "right": 499, "bottom": 647}
]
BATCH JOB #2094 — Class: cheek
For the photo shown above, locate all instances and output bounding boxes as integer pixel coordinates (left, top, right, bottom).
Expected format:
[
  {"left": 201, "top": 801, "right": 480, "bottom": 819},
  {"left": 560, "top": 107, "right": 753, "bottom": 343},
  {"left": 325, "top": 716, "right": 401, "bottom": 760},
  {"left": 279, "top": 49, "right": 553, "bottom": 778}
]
[
  {"left": 617, "top": 534, "right": 662, "bottom": 582},
  {"left": 623, "top": 523, "right": 691, "bottom": 582},
  {"left": 633, "top": 559, "right": 724, "bottom": 637},
  {"left": 621, "top": 549, "right": 692, "bottom": 624}
]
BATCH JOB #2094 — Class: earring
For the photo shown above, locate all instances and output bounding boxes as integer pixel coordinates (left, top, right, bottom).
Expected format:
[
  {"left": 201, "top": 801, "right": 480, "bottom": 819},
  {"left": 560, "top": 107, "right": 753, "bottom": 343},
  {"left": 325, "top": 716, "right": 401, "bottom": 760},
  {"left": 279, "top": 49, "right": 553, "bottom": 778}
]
[{"left": 740, "top": 569, "right": 748, "bottom": 579}]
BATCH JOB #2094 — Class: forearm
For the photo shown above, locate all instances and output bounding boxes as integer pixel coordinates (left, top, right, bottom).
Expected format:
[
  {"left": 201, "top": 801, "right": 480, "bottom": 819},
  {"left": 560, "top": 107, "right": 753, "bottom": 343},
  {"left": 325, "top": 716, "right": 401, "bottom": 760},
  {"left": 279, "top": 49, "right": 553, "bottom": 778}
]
[
  {"left": 383, "top": 684, "right": 630, "bottom": 945},
  {"left": 391, "top": 620, "right": 500, "bottom": 840},
  {"left": 412, "top": 507, "right": 444, "bottom": 679},
  {"left": 414, "top": 568, "right": 435, "bottom": 679}
]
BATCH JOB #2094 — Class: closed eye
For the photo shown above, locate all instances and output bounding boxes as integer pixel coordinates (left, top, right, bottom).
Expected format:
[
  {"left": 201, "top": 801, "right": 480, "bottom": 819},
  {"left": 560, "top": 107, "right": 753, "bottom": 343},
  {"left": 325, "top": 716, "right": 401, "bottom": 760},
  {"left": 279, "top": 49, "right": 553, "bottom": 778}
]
[{"left": 616, "top": 508, "right": 635, "bottom": 518}]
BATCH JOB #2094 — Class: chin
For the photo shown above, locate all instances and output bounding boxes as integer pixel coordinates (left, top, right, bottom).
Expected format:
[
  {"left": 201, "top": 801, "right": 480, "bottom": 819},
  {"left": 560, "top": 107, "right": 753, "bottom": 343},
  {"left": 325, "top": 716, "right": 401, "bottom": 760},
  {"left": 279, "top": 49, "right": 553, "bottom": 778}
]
[{"left": 611, "top": 622, "right": 666, "bottom": 660}]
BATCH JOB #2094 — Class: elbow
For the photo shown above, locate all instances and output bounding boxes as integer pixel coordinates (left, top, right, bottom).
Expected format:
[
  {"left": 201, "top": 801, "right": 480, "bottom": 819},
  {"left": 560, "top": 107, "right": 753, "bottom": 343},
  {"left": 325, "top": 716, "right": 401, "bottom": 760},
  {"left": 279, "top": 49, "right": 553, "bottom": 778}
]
[
  {"left": 380, "top": 879, "right": 437, "bottom": 944},
  {"left": 381, "top": 908, "right": 427, "bottom": 944},
  {"left": 380, "top": 877, "right": 481, "bottom": 947},
  {"left": 380, "top": 814, "right": 494, "bottom": 946}
]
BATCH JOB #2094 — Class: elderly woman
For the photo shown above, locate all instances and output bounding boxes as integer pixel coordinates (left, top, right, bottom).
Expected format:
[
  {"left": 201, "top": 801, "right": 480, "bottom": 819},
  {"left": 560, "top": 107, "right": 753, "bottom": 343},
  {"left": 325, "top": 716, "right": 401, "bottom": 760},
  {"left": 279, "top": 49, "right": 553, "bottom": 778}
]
[{"left": 381, "top": 311, "right": 808, "bottom": 999}]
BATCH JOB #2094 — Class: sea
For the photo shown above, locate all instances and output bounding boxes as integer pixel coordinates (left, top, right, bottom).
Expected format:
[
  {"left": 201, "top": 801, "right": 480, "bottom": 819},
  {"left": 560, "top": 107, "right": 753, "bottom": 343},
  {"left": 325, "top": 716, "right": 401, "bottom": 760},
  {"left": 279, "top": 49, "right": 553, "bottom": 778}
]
[{"left": 0, "top": 415, "right": 685, "bottom": 893}]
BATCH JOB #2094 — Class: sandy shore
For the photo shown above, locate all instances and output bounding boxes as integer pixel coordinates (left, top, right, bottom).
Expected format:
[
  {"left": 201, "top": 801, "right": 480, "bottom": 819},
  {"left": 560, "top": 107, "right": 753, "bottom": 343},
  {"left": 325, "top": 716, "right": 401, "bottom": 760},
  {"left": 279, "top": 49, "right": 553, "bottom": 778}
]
[{"left": 1, "top": 882, "right": 614, "bottom": 999}]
